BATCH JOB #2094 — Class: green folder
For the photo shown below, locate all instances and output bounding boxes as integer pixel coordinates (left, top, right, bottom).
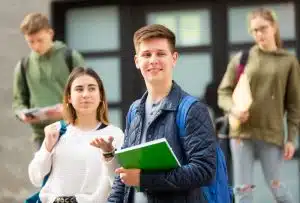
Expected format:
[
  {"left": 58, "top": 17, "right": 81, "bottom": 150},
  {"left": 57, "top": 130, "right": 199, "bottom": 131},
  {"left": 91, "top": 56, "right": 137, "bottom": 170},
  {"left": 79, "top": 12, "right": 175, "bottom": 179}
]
[{"left": 115, "top": 138, "right": 181, "bottom": 170}]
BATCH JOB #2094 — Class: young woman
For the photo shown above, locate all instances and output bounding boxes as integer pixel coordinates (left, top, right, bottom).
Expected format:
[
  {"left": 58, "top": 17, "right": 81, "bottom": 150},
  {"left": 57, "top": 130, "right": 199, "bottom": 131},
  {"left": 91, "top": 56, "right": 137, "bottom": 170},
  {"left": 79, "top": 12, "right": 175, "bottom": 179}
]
[
  {"left": 28, "top": 67, "right": 124, "bottom": 203},
  {"left": 218, "top": 8, "right": 300, "bottom": 203}
]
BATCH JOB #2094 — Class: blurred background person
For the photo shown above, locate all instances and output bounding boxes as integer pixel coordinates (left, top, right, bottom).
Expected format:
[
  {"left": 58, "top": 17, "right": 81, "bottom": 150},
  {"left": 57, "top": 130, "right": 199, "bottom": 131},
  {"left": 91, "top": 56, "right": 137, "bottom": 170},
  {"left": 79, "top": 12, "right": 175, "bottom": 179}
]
[
  {"left": 218, "top": 8, "right": 300, "bottom": 203},
  {"left": 12, "top": 12, "right": 85, "bottom": 148}
]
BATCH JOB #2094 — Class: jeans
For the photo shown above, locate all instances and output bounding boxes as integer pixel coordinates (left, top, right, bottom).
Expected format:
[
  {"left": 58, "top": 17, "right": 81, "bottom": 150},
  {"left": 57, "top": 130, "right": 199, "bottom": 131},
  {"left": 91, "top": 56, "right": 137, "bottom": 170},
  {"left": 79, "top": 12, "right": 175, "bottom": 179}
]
[{"left": 230, "top": 139, "right": 294, "bottom": 203}]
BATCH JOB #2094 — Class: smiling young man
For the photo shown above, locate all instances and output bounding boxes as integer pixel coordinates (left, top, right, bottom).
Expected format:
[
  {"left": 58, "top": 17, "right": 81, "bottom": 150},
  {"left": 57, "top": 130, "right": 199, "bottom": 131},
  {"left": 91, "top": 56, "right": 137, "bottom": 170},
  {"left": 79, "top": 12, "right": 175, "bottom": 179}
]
[
  {"left": 107, "top": 24, "right": 217, "bottom": 203},
  {"left": 12, "top": 12, "right": 85, "bottom": 148}
]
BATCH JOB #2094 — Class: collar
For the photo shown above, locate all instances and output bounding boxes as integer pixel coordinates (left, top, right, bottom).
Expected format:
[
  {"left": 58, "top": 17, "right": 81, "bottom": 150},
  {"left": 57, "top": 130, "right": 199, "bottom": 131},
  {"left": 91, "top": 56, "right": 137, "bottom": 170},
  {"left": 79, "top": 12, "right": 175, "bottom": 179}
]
[{"left": 138, "top": 81, "right": 183, "bottom": 112}]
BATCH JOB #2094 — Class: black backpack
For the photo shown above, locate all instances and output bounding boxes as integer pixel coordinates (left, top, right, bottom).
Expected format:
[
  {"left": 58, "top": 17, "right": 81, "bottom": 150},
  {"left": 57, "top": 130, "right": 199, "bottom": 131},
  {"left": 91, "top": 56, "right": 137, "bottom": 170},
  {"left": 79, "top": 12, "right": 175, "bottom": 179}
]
[{"left": 20, "top": 48, "right": 73, "bottom": 107}]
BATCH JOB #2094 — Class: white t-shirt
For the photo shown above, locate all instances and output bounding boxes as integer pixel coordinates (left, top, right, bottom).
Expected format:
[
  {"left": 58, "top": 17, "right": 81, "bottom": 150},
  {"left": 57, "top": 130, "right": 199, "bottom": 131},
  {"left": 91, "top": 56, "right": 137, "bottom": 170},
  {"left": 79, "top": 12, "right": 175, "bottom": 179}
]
[{"left": 28, "top": 123, "right": 124, "bottom": 203}]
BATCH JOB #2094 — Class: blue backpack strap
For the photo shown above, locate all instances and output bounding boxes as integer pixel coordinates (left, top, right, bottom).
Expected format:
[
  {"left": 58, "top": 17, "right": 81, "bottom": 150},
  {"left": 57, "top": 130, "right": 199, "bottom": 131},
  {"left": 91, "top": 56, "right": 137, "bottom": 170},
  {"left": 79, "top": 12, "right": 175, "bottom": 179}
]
[
  {"left": 176, "top": 95, "right": 198, "bottom": 137},
  {"left": 59, "top": 120, "right": 67, "bottom": 136}
]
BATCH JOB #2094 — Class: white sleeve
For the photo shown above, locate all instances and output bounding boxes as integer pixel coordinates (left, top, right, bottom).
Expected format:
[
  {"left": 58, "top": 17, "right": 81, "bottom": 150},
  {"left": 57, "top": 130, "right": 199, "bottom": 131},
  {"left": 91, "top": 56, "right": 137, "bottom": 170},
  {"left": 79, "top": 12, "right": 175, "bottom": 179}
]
[
  {"left": 103, "top": 157, "right": 119, "bottom": 186},
  {"left": 28, "top": 141, "right": 53, "bottom": 187}
]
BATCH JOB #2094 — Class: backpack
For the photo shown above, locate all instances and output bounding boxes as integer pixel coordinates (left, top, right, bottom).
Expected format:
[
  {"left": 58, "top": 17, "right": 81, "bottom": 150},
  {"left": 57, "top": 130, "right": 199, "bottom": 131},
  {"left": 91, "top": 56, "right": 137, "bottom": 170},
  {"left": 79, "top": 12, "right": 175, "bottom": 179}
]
[
  {"left": 20, "top": 48, "right": 73, "bottom": 107},
  {"left": 24, "top": 120, "right": 68, "bottom": 203},
  {"left": 127, "top": 95, "right": 233, "bottom": 203}
]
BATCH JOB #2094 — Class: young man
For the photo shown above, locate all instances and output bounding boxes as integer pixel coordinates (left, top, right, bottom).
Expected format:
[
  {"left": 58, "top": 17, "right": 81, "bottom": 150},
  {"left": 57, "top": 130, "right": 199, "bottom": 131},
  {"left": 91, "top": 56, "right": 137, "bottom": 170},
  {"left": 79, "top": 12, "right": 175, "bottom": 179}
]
[
  {"left": 12, "top": 12, "right": 85, "bottom": 147},
  {"left": 107, "top": 24, "right": 217, "bottom": 203}
]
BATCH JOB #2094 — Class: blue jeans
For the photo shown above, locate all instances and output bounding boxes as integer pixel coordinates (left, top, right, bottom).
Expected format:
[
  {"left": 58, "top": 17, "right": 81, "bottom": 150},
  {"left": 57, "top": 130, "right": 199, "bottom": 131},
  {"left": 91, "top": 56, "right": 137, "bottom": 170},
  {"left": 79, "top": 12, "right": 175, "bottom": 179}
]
[{"left": 230, "top": 139, "right": 294, "bottom": 203}]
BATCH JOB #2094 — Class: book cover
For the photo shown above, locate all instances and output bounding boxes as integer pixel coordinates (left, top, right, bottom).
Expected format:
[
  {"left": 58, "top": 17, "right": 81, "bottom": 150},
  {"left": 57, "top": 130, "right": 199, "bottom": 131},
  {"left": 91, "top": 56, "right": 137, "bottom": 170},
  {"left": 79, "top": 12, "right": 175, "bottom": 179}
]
[{"left": 115, "top": 138, "right": 181, "bottom": 171}]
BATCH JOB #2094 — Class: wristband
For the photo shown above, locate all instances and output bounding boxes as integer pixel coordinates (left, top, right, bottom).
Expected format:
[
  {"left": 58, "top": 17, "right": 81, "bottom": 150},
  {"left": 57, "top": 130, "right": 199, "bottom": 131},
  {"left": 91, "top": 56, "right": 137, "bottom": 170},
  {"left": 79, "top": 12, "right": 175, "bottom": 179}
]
[{"left": 102, "top": 148, "right": 115, "bottom": 158}]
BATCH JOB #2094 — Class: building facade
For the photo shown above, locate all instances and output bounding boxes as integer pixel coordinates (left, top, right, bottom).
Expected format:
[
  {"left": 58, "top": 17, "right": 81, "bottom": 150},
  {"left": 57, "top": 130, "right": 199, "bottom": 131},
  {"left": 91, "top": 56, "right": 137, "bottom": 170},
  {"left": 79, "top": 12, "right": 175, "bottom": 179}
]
[{"left": 1, "top": 0, "right": 299, "bottom": 202}]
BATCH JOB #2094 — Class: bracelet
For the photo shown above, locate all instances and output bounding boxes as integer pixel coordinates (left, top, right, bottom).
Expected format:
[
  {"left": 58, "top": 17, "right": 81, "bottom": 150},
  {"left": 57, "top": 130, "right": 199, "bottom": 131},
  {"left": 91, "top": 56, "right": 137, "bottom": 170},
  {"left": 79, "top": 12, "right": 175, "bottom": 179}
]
[{"left": 102, "top": 148, "right": 115, "bottom": 158}]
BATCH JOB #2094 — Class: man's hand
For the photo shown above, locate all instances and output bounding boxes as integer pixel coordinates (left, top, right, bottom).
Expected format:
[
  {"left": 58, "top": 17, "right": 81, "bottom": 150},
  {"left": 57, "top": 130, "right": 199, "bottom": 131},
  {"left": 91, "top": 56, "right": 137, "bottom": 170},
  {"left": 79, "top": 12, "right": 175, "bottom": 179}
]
[
  {"left": 44, "top": 123, "right": 60, "bottom": 152},
  {"left": 19, "top": 112, "right": 40, "bottom": 124},
  {"left": 115, "top": 167, "right": 141, "bottom": 186},
  {"left": 90, "top": 136, "right": 115, "bottom": 153},
  {"left": 45, "top": 104, "right": 63, "bottom": 121}
]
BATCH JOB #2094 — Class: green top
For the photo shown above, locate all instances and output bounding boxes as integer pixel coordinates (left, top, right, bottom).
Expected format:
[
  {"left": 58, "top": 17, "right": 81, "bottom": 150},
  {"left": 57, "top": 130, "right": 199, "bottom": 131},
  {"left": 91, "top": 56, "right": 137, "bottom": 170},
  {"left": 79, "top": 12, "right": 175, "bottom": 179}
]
[
  {"left": 12, "top": 41, "right": 85, "bottom": 141},
  {"left": 218, "top": 45, "right": 300, "bottom": 147},
  {"left": 115, "top": 138, "right": 180, "bottom": 170}
]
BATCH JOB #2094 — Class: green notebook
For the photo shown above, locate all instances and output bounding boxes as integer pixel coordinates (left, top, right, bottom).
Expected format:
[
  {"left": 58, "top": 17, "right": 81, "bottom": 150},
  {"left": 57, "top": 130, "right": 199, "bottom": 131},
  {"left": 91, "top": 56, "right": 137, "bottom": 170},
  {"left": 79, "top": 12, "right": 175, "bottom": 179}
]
[{"left": 115, "top": 138, "right": 181, "bottom": 170}]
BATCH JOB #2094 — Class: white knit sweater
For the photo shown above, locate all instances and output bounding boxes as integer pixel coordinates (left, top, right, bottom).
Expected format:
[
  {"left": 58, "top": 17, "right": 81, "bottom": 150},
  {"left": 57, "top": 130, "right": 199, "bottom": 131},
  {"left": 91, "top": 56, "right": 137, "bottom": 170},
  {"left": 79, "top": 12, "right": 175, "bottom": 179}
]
[{"left": 28, "top": 123, "right": 124, "bottom": 203}]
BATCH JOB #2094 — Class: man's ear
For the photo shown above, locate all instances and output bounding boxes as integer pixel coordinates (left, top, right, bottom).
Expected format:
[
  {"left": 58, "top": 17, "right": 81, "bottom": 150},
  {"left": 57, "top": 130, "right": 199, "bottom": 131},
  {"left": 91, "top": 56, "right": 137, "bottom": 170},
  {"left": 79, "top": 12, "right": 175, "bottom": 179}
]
[
  {"left": 172, "top": 52, "right": 178, "bottom": 67},
  {"left": 48, "top": 28, "right": 54, "bottom": 39},
  {"left": 134, "top": 55, "right": 139, "bottom": 69}
]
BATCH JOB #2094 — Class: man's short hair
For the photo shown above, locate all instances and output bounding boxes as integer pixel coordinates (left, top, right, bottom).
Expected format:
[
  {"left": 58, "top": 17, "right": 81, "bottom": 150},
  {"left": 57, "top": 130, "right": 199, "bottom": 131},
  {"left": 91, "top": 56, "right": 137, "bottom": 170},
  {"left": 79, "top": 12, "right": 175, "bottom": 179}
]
[
  {"left": 133, "top": 24, "right": 176, "bottom": 53},
  {"left": 20, "top": 12, "right": 52, "bottom": 35}
]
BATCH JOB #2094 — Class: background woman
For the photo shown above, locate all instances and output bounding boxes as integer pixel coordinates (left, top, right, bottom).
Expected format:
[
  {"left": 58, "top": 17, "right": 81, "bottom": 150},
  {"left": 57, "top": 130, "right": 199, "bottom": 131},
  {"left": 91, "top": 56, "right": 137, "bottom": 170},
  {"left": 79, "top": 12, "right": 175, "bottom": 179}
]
[{"left": 218, "top": 8, "right": 300, "bottom": 203}]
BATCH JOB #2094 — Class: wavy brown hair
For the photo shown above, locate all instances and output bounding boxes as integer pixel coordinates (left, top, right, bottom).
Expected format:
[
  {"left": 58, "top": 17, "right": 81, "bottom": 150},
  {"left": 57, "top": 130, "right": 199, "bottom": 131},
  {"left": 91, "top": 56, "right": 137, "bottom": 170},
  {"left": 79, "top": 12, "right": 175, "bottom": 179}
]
[
  {"left": 62, "top": 67, "right": 109, "bottom": 125},
  {"left": 248, "top": 8, "right": 282, "bottom": 48}
]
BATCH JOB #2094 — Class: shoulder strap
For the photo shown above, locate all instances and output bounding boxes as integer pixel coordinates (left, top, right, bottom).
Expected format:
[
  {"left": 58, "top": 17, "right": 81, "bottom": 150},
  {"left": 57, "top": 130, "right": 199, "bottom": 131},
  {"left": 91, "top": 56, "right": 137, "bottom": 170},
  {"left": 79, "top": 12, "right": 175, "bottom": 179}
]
[
  {"left": 59, "top": 120, "right": 68, "bottom": 136},
  {"left": 20, "top": 57, "right": 30, "bottom": 107},
  {"left": 240, "top": 50, "right": 249, "bottom": 66},
  {"left": 96, "top": 123, "right": 108, "bottom": 130},
  {"left": 64, "top": 48, "right": 73, "bottom": 73},
  {"left": 176, "top": 95, "right": 198, "bottom": 137},
  {"left": 235, "top": 50, "right": 249, "bottom": 83}
]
